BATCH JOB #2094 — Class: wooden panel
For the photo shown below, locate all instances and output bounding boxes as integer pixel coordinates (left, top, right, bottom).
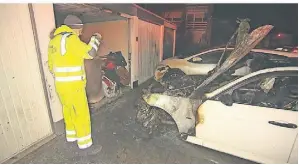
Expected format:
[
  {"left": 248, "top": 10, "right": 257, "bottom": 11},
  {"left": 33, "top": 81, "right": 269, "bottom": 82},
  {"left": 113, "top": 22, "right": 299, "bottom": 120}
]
[
  {"left": 0, "top": 4, "right": 52, "bottom": 162},
  {"left": 137, "top": 20, "right": 162, "bottom": 84}
]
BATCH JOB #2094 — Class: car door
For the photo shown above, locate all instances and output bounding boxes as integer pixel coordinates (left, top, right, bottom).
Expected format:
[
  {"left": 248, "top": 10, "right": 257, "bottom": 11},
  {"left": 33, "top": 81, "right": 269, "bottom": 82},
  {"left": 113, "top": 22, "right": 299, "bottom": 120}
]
[{"left": 194, "top": 70, "right": 298, "bottom": 164}]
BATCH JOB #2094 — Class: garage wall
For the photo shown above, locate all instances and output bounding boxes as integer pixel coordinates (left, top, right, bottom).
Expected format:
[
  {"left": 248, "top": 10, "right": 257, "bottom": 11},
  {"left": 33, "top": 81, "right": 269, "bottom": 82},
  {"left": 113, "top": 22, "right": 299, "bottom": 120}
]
[
  {"left": 81, "top": 20, "right": 129, "bottom": 69},
  {"left": 31, "top": 4, "right": 63, "bottom": 122},
  {"left": 0, "top": 4, "right": 52, "bottom": 162},
  {"left": 137, "top": 20, "right": 162, "bottom": 84},
  {"left": 128, "top": 16, "right": 138, "bottom": 88}
]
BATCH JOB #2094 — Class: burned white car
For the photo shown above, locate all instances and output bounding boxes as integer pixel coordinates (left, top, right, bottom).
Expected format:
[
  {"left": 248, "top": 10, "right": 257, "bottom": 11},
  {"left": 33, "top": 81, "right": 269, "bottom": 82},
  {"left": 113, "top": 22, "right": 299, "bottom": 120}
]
[
  {"left": 136, "top": 25, "right": 298, "bottom": 163},
  {"left": 142, "top": 66, "right": 298, "bottom": 164}
]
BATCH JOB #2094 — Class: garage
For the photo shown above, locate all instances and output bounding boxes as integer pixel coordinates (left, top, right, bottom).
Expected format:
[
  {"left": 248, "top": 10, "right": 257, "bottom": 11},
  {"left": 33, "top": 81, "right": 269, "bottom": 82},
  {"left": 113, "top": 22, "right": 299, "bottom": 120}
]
[
  {"left": 54, "top": 4, "right": 176, "bottom": 87},
  {"left": 51, "top": 3, "right": 177, "bottom": 127}
]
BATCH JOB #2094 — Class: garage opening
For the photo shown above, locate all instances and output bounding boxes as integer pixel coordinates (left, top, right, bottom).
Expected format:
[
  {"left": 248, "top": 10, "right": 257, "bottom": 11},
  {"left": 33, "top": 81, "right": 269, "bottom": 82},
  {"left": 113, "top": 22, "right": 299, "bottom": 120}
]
[
  {"left": 53, "top": 4, "right": 177, "bottom": 103},
  {"left": 54, "top": 4, "right": 131, "bottom": 103}
]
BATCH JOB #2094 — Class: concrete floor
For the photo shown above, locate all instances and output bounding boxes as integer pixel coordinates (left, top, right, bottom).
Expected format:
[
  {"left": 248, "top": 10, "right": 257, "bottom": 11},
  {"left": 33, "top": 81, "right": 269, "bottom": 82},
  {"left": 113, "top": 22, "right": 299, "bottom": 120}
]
[{"left": 17, "top": 80, "right": 254, "bottom": 164}]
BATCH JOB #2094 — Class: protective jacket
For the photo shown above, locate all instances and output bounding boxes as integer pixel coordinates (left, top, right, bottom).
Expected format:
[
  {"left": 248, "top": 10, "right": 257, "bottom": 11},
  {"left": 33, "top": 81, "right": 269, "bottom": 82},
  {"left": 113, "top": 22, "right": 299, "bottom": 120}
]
[{"left": 48, "top": 25, "right": 100, "bottom": 149}]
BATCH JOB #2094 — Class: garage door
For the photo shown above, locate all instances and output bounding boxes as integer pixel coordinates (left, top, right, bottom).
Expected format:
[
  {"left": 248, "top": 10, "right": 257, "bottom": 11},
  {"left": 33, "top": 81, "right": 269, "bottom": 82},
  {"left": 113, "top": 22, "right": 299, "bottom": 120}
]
[
  {"left": 0, "top": 4, "right": 52, "bottom": 162},
  {"left": 138, "top": 20, "right": 162, "bottom": 84}
]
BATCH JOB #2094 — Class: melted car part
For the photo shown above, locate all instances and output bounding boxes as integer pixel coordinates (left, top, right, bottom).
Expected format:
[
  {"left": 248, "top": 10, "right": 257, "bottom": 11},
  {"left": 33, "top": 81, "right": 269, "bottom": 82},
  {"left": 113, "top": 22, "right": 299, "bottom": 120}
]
[
  {"left": 142, "top": 93, "right": 201, "bottom": 134},
  {"left": 190, "top": 25, "right": 274, "bottom": 99},
  {"left": 218, "top": 74, "right": 298, "bottom": 111},
  {"left": 136, "top": 74, "right": 204, "bottom": 135},
  {"left": 236, "top": 18, "right": 251, "bottom": 47},
  {"left": 154, "top": 65, "right": 169, "bottom": 81},
  {"left": 136, "top": 99, "right": 177, "bottom": 135},
  {"left": 260, "top": 77, "right": 276, "bottom": 93}
]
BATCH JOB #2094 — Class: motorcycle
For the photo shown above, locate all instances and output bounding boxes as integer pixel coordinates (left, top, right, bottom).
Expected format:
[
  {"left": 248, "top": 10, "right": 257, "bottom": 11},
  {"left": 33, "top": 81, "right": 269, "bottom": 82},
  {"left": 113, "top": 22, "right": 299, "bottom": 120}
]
[{"left": 101, "top": 51, "right": 130, "bottom": 98}]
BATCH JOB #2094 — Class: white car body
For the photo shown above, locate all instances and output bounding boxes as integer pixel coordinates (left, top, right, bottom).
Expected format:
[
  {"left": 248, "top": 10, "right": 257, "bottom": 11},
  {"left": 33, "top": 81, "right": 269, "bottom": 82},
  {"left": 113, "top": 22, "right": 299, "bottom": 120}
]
[
  {"left": 186, "top": 67, "right": 298, "bottom": 164},
  {"left": 144, "top": 67, "right": 298, "bottom": 164}
]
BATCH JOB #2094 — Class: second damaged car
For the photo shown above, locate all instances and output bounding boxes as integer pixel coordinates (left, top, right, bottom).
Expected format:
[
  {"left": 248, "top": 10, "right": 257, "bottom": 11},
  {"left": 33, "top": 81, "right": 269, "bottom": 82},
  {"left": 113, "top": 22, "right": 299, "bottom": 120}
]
[{"left": 154, "top": 47, "right": 298, "bottom": 82}]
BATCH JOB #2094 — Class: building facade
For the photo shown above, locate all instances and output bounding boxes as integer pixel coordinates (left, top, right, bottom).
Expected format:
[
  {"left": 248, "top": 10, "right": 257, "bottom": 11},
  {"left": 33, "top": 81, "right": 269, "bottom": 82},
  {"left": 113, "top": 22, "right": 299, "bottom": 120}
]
[{"left": 163, "top": 4, "right": 213, "bottom": 53}]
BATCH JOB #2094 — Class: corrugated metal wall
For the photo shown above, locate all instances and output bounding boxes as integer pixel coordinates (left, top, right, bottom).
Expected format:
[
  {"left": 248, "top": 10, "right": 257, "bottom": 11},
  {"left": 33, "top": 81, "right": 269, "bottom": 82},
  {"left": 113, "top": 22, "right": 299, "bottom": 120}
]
[
  {"left": 137, "top": 20, "right": 162, "bottom": 84},
  {"left": 0, "top": 4, "right": 52, "bottom": 162}
]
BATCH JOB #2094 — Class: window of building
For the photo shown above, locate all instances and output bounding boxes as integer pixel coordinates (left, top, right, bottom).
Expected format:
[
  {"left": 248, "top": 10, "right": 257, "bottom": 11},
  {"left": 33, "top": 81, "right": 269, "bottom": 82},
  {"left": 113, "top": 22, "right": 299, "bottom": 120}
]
[
  {"left": 173, "top": 18, "right": 181, "bottom": 22},
  {"left": 187, "top": 14, "right": 194, "bottom": 22},
  {"left": 195, "top": 17, "right": 203, "bottom": 22}
]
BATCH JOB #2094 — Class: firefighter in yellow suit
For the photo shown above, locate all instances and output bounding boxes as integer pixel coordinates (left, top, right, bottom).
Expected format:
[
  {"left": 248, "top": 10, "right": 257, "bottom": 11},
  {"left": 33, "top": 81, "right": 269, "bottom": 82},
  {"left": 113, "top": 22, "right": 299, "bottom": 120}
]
[{"left": 48, "top": 15, "right": 102, "bottom": 149}]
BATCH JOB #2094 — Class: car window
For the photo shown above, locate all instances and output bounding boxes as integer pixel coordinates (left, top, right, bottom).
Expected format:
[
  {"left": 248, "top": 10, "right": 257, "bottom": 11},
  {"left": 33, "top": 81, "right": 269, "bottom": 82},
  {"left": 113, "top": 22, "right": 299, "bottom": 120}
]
[
  {"left": 189, "top": 50, "right": 232, "bottom": 64},
  {"left": 261, "top": 53, "right": 298, "bottom": 67},
  {"left": 213, "top": 72, "right": 298, "bottom": 111},
  {"left": 226, "top": 52, "right": 297, "bottom": 75}
]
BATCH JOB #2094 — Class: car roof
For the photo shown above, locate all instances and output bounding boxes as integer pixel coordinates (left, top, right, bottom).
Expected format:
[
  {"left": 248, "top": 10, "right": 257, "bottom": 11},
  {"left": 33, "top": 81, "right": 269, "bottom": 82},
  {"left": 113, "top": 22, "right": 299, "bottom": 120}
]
[
  {"left": 205, "top": 66, "right": 298, "bottom": 99},
  {"left": 185, "top": 47, "right": 298, "bottom": 60}
]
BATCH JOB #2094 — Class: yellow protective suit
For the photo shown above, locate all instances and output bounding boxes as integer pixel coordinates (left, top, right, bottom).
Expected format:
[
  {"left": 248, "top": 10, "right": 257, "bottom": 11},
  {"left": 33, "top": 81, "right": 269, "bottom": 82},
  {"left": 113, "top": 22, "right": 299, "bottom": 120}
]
[{"left": 48, "top": 25, "right": 100, "bottom": 149}]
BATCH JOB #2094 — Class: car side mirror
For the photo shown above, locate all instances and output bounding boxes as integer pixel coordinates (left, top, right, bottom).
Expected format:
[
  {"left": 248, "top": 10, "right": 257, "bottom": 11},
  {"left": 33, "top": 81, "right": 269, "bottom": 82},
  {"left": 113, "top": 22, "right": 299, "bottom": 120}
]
[
  {"left": 219, "top": 94, "right": 233, "bottom": 106},
  {"left": 192, "top": 57, "right": 202, "bottom": 62}
]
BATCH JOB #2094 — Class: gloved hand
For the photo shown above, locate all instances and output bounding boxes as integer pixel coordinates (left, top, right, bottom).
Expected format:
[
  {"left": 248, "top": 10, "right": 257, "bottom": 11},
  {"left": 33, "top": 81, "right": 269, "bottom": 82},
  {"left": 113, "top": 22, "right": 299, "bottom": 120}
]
[
  {"left": 88, "top": 33, "right": 102, "bottom": 58},
  {"left": 92, "top": 33, "right": 102, "bottom": 41}
]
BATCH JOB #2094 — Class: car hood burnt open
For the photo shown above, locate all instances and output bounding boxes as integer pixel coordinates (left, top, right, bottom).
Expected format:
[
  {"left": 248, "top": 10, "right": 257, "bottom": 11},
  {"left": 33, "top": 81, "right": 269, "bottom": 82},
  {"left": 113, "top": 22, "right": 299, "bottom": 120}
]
[{"left": 138, "top": 24, "right": 274, "bottom": 135}]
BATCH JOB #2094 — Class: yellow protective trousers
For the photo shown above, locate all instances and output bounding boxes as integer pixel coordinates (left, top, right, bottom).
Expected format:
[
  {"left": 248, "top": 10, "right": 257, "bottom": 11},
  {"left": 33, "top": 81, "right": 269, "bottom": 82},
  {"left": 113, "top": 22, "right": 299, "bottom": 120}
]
[{"left": 55, "top": 80, "right": 92, "bottom": 149}]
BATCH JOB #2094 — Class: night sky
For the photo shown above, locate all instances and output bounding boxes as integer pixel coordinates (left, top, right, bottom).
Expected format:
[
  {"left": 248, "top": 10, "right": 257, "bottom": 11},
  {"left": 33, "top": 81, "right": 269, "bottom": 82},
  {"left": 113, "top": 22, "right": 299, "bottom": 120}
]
[
  {"left": 139, "top": 4, "right": 298, "bottom": 44},
  {"left": 213, "top": 4, "right": 298, "bottom": 34}
]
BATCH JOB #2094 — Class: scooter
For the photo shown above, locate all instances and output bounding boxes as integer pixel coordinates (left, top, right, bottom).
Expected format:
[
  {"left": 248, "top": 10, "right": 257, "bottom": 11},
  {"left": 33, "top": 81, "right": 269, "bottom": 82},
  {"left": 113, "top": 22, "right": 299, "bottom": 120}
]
[{"left": 101, "top": 51, "right": 129, "bottom": 98}]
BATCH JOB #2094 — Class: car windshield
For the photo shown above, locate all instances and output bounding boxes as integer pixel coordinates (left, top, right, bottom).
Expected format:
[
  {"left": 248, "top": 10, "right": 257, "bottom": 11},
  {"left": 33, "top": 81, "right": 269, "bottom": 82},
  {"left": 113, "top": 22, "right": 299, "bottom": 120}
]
[{"left": 176, "top": 47, "right": 227, "bottom": 59}]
